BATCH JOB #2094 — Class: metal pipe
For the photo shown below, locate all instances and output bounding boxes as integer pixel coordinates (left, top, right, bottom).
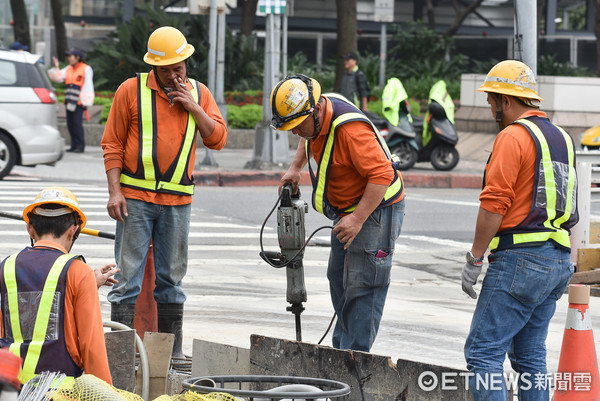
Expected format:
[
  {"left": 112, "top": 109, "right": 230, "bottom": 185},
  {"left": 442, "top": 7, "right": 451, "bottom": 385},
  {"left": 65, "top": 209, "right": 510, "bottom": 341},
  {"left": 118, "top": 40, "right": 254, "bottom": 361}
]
[{"left": 0, "top": 211, "right": 115, "bottom": 240}]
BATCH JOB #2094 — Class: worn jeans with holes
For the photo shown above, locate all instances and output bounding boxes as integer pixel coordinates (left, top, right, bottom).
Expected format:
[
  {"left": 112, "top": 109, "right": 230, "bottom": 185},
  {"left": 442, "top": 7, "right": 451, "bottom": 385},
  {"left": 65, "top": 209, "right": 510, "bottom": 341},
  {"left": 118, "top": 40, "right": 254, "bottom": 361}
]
[
  {"left": 464, "top": 242, "right": 574, "bottom": 401},
  {"left": 107, "top": 199, "right": 190, "bottom": 305},
  {"left": 327, "top": 199, "right": 405, "bottom": 352}
]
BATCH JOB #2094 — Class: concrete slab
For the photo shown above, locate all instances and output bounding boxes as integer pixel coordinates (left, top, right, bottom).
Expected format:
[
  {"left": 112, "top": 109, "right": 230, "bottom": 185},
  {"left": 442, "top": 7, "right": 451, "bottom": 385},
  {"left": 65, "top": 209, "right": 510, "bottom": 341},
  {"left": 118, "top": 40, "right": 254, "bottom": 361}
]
[
  {"left": 105, "top": 329, "right": 136, "bottom": 392},
  {"left": 191, "top": 339, "right": 250, "bottom": 377},
  {"left": 249, "top": 335, "right": 471, "bottom": 401}
]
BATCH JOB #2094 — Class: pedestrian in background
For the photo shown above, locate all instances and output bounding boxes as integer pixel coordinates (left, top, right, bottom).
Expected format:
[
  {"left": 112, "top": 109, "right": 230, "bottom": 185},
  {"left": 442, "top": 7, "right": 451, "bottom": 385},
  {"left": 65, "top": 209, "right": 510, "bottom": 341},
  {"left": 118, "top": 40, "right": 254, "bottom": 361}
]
[
  {"left": 0, "top": 187, "right": 114, "bottom": 385},
  {"left": 102, "top": 26, "right": 227, "bottom": 358},
  {"left": 462, "top": 60, "right": 578, "bottom": 400},
  {"left": 338, "top": 52, "right": 370, "bottom": 112},
  {"left": 48, "top": 48, "right": 95, "bottom": 153},
  {"left": 273, "top": 74, "right": 405, "bottom": 352}
]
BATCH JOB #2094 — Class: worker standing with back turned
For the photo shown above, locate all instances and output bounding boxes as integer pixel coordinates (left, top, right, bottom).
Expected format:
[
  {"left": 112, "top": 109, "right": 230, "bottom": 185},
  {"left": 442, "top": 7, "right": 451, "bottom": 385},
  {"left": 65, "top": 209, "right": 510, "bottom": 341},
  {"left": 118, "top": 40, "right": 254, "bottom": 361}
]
[
  {"left": 273, "top": 74, "right": 405, "bottom": 352},
  {"left": 0, "top": 187, "right": 113, "bottom": 385},
  {"left": 462, "top": 60, "right": 578, "bottom": 400},
  {"left": 102, "top": 26, "right": 227, "bottom": 358}
]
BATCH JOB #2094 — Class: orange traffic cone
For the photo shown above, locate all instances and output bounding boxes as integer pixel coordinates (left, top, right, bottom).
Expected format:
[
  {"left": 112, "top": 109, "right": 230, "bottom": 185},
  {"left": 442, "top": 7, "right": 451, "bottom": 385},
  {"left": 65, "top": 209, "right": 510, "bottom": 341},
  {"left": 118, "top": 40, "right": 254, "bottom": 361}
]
[
  {"left": 133, "top": 243, "right": 158, "bottom": 340},
  {"left": 0, "top": 348, "right": 21, "bottom": 390},
  {"left": 554, "top": 284, "right": 600, "bottom": 400}
]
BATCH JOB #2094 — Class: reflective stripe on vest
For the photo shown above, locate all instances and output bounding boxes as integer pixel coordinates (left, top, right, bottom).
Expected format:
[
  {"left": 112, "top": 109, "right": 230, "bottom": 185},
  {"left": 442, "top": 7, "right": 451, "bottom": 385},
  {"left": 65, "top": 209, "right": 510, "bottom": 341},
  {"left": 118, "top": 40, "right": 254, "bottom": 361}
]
[
  {"left": 119, "top": 73, "right": 198, "bottom": 195},
  {"left": 306, "top": 94, "right": 403, "bottom": 219},
  {"left": 64, "top": 62, "right": 87, "bottom": 106},
  {"left": 4, "top": 253, "right": 76, "bottom": 383},
  {"left": 489, "top": 117, "right": 577, "bottom": 251}
]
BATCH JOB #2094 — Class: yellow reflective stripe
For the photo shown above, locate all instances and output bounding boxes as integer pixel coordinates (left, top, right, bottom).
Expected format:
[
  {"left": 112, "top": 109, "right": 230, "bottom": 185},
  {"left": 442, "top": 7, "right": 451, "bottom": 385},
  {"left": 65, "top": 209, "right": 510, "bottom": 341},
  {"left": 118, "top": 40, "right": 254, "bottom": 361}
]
[
  {"left": 518, "top": 119, "right": 561, "bottom": 229},
  {"left": 553, "top": 126, "right": 576, "bottom": 227},
  {"left": 308, "top": 97, "right": 403, "bottom": 216},
  {"left": 489, "top": 119, "right": 575, "bottom": 252},
  {"left": 19, "top": 254, "right": 73, "bottom": 383},
  {"left": 139, "top": 73, "right": 156, "bottom": 180},
  {"left": 385, "top": 177, "right": 402, "bottom": 200},
  {"left": 314, "top": 119, "right": 338, "bottom": 215},
  {"left": 157, "top": 181, "right": 194, "bottom": 194},
  {"left": 325, "top": 93, "right": 392, "bottom": 158},
  {"left": 120, "top": 175, "right": 155, "bottom": 190},
  {"left": 169, "top": 79, "right": 198, "bottom": 187},
  {"left": 120, "top": 75, "right": 196, "bottom": 195},
  {"left": 4, "top": 254, "right": 23, "bottom": 344}
]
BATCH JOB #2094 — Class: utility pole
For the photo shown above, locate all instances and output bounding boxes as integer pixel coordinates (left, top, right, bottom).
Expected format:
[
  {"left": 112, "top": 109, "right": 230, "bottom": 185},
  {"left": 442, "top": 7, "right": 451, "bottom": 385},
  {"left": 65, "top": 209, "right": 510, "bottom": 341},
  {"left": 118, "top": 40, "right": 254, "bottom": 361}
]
[
  {"left": 246, "top": 0, "right": 289, "bottom": 169},
  {"left": 514, "top": 0, "right": 537, "bottom": 75},
  {"left": 374, "top": 0, "right": 394, "bottom": 88},
  {"left": 190, "top": 0, "right": 226, "bottom": 167}
]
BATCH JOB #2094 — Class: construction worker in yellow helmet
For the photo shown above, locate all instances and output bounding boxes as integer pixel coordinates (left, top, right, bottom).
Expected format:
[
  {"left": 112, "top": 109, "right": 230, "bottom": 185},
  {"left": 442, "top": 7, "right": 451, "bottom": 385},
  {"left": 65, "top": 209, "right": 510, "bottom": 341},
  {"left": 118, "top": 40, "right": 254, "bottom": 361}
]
[
  {"left": 102, "top": 25, "right": 227, "bottom": 358},
  {"left": 462, "top": 60, "right": 578, "bottom": 400},
  {"left": 0, "top": 187, "right": 117, "bottom": 385},
  {"left": 273, "top": 74, "right": 406, "bottom": 352}
]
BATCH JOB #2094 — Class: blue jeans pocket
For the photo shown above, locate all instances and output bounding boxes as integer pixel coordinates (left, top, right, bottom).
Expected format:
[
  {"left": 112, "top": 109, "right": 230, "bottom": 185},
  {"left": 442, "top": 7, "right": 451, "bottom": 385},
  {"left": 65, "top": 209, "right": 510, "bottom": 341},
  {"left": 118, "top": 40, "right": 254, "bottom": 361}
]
[
  {"left": 510, "top": 256, "right": 553, "bottom": 303},
  {"left": 363, "top": 248, "right": 393, "bottom": 288}
]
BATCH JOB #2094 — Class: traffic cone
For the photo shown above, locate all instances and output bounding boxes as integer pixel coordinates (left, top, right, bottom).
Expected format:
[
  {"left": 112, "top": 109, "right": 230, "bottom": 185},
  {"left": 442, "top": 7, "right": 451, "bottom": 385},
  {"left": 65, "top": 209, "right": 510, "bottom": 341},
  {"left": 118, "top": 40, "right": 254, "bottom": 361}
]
[
  {"left": 554, "top": 284, "right": 600, "bottom": 400},
  {"left": 133, "top": 243, "right": 158, "bottom": 340},
  {"left": 0, "top": 348, "right": 21, "bottom": 390}
]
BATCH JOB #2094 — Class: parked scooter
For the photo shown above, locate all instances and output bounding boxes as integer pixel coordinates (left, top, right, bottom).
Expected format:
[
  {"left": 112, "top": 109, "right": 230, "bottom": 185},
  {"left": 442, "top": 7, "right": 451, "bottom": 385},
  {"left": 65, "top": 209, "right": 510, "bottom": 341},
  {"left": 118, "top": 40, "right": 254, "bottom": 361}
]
[{"left": 377, "top": 78, "right": 460, "bottom": 171}]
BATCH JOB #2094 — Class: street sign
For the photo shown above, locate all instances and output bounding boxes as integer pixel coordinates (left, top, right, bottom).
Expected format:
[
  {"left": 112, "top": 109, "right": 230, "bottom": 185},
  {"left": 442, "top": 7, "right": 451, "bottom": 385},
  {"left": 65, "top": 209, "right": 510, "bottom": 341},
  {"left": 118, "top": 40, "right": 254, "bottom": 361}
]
[
  {"left": 258, "top": 0, "right": 287, "bottom": 15},
  {"left": 374, "top": 0, "right": 394, "bottom": 23}
]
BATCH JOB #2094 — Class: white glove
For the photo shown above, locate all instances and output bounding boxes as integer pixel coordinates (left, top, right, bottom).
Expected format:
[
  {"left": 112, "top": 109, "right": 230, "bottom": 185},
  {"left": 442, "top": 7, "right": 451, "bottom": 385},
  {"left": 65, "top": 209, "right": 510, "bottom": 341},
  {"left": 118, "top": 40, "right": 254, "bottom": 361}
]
[{"left": 462, "top": 261, "right": 482, "bottom": 299}]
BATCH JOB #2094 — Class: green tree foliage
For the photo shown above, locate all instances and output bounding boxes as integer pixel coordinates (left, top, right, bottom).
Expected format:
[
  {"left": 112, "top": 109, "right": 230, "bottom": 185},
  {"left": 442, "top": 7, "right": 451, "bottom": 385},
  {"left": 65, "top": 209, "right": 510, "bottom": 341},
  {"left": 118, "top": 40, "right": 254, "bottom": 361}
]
[
  {"left": 88, "top": 5, "right": 265, "bottom": 92},
  {"left": 386, "top": 22, "right": 468, "bottom": 99},
  {"left": 286, "top": 52, "right": 336, "bottom": 91}
]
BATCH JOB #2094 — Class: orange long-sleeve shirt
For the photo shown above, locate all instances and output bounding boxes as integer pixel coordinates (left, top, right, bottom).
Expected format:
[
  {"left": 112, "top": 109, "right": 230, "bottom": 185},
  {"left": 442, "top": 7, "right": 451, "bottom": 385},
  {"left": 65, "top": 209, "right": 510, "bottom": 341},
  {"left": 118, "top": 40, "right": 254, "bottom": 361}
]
[
  {"left": 0, "top": 241, "right": 112, "bottom": 384},
  {"left": 101, "top": 70, "right": 227, "bottom": 205},
  {"left": 309, "top": 96, "right": 404, "bottom": 210},
  {"left": 480, "top": 110, "right": 548, "bottom": 232}
]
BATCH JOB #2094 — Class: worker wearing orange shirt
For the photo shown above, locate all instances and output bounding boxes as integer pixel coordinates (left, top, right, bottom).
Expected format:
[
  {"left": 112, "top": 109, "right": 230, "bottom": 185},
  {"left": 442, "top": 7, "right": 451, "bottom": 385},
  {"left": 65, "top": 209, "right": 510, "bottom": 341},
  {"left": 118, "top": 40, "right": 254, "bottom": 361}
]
[
  {"left": 462, "top": 60, "right": 578, "bottom": 400},
  {"left": 273, "top": 74, "right": 405, "bottom": 352},
  {"left": 0, "top": 187, "right": 113, "bottom": 385},
  {"left": 101, "top": 26, "right": 227, "bottom": 358}
]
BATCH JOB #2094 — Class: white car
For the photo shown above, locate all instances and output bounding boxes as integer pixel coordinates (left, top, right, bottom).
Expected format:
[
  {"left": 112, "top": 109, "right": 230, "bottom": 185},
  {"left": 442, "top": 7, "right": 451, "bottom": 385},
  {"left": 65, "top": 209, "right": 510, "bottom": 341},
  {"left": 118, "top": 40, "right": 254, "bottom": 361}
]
[{"left": 0, "top": 49, "right": 64, "bottom": 179}]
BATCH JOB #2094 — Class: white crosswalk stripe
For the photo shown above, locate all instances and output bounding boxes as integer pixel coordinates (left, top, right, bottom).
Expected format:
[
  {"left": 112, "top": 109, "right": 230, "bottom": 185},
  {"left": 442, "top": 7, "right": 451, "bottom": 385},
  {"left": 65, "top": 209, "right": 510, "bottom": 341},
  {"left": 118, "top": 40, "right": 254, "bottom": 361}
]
[{"left": 0, "top": 181, "right": 322, "bottom": 270}]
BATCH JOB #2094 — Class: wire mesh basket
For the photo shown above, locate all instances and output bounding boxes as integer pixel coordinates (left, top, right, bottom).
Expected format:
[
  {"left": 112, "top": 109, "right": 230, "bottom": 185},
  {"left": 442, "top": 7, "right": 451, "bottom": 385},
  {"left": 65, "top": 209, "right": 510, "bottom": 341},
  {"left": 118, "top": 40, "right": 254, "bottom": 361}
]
[{"left": 182, "top": 375, "right": 351, "bottom": 400}]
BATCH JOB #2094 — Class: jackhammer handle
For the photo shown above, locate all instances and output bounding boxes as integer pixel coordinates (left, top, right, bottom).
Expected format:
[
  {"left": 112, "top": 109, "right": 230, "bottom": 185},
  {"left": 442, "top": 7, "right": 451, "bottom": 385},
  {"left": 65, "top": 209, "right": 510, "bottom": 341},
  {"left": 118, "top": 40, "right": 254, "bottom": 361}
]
[{"left": 259, "top": 251, "right": 282, "bottom": 265}]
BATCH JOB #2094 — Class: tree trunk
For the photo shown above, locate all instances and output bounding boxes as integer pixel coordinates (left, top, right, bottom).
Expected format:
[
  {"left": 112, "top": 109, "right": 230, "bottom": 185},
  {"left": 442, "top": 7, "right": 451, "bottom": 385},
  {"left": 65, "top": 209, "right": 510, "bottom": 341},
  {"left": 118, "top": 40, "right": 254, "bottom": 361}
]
[
  {"left": 240, "top": 0, "right": 258, "bottom": 36},
  {"left": 50, "top": 0, "right": 68, "bottom": 60},
  {"left": 445, "top": 0, "right": 484, "bottom": 37},
  {"left": 10, "top": 0, "right": 31, "bottom": 49},
  {"left": 425, "top": 0, "right": 435, "bottom": 30},
  {"left": 596, "top": 0, "right": 600, "bottom": 76},
  {"left": 335, "top": 0, "right": 357, "bottom": 91}
]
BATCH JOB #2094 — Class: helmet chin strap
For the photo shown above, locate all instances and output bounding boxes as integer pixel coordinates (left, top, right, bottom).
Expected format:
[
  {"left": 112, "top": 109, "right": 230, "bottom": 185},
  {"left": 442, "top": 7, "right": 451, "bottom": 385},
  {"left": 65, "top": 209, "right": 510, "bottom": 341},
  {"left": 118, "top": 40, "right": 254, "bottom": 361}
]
[{"left": 494, "top": 94, "right": 504, "bottom": 131}]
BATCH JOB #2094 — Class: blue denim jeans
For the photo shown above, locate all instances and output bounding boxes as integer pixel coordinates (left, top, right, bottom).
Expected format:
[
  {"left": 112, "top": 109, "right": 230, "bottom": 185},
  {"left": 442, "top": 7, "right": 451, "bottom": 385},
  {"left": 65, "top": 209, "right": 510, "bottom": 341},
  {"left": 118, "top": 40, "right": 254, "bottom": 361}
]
[
  {"left": 464, "top": 242, "right": 574, "bottom": 401},
  {"left": 327, "top": 199, "right": 405, "bottom": 352},
  {"left": 107, "top": 199, "right": 191, "bottom": 305}
]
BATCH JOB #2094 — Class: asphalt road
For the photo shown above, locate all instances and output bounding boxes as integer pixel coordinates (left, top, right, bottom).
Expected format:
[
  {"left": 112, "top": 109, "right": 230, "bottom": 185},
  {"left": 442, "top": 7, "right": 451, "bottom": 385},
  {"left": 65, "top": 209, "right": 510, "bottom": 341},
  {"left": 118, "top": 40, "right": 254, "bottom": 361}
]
[{"left": 4, "top": 148, "right": 600, "bottom": 374}]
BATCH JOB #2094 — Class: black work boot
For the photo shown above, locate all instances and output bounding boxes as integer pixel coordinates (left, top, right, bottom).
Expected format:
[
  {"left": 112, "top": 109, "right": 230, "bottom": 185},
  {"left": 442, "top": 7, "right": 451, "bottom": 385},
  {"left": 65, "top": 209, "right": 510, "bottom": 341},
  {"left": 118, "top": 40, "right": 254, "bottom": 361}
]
[
  {"left": 157, "top": 303, "right": 184, "bottom": 358},
  {"left": 110, "top": 303, "right": 136, "bottom": 329}
]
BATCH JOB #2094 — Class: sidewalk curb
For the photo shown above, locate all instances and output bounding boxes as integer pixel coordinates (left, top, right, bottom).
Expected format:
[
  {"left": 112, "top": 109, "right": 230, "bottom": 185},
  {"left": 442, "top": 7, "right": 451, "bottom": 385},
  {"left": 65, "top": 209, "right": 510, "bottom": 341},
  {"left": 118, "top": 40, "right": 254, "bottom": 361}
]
[{"left": 192, "top": 170, "right": 483, "bottom": 188}]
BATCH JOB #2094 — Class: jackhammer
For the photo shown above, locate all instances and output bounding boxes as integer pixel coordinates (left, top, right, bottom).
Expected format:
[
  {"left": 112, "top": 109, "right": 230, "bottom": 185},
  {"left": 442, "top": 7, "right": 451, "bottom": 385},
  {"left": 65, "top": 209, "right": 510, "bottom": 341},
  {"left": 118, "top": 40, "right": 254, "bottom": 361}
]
[{"left": 260, "top": 184, "right": 309, "bottom": 342}]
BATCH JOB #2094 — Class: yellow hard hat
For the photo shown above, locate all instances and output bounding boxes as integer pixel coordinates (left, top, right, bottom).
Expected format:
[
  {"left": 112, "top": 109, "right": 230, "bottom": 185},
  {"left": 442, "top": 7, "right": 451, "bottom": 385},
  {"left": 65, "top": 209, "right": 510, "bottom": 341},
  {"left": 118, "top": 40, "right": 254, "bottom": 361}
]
[
  {"left": 477, "top": 60, "right": 543, "bottom": 101},
  {"left": 270, "top": 74, "right": 322, "bottom": 131},
  {"left": 143, "top": 26, "right": 195, "bottom": 66},
  {"left": 23, "top": 186, "right": 86, "bottom": 228}
]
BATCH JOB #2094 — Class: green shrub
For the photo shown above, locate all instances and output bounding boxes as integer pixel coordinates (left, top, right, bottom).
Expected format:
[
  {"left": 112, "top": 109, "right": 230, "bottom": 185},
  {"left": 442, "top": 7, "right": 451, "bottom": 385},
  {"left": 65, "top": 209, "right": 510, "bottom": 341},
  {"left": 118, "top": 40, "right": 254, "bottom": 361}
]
[{"left": 227, "top": 104, "right": 262, "bottom": 129}]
